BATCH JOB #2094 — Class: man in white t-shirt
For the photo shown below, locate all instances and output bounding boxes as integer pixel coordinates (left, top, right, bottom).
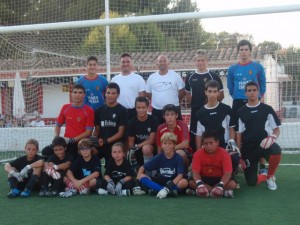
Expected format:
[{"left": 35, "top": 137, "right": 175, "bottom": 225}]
[
  {"left": 30, "top": 115, "right": 45, "bottom": 127},
  {"left": 111, "top": 53, "right": 146, "bottom": 119},
  {"left": 146, "top": 55, "right": 185, "bottom": 124}
]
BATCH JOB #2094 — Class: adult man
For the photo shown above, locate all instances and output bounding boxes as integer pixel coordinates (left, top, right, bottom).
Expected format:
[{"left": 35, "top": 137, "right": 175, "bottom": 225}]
[
  {"left": 93, "top": 82, "right": 128, "bottom": 164},
  {"left": 30, "top": 115, "right": 45, "bottom": 127},
  {"left": 146, "top": 55, "right": 185, "bottom": 124},
  {"left": 236, "top": 81, "right": 282, "bottom": 190},
  {"left": 156, "top": 104, "right": 191, "bottom": 168},
  {"left": 185, "top": 49, "right": 224, "bottom": 151},
  {"left": 76, "top": 56, "right": 108, "bottom": 111},
  {"left": 128, "top": 96, "right": 159, "bottom": 166},
  {"left": 42, "top": 84, "right": 94, "bottom": 160},
  {"left": 190, "top": 131, "right": 236, "bottom": 198},
  {"left": 111, "top": 53, "right": 146, "bottom": 119}
]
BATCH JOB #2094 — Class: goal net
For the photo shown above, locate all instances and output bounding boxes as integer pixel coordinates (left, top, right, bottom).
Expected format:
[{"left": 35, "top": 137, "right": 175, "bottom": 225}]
[{"left": 0, "top": 1, "right": 300, "bottom": 161}]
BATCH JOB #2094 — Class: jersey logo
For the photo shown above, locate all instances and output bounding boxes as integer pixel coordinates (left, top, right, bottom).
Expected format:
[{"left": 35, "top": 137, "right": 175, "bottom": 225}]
[
  {"left": 147, "top": 127, "right": 151, "bottom": 133},
  {"left": 251, "top": 110, "right": 258, "bottom": 113},
  {"left": 96, "top": 86, "right": 99, "bottom": 91},
  {"left": 204, "top": 78, "right": 207, "bottom": 82},
  {"left": 249, "top": 70, "right": 253, "bottom": 75},
  {"left": 112, "top": 114, "right": 116, "bottom": 119},
  {"left": 210, "top": 112, "right": 217, "bottom": 115},
  {"left": 82, "top": 168, "right": 91, "bottom": 176},
  {"left": 77, "top": 117, "right": 81, "bottom": 122},
  {"left": 153, "top": 82, "right": 172, "bottom": 92}
]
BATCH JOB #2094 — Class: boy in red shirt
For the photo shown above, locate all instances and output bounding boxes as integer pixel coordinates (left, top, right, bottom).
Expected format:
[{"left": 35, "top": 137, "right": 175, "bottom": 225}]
[{"left": 190, "top": 131, "right": 236, "bottom": 198}]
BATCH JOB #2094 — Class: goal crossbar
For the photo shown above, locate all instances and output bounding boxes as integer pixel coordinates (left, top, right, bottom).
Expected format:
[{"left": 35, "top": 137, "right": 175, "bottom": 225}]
[{"left": 1, "top": 5, "right": 300, "bottom": 34}]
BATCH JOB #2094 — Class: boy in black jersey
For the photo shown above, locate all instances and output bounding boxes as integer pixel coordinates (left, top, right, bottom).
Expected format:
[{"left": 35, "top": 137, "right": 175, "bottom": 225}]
[
  {"left": 185, "top": 50, "right": 224, "bottom": 151},
  {"left": 5, "top": 139, "right": 44, "bottom": 198},
  {"left": 39, "top": 137, "right": 72, "bottom": 197},
  {"left": 192, "top": 80, "right": 241, "bottom": 174},
  {"left": 98, "top": 142, "right": 135, "bottom": 196},
  {"left": 236, "top": 81, "right": 281, "bottom": 190},
  {"left": 93, "top": 82, "right": 128, "bottom": 164},
  {"left": 128, "top": 96, "right": 158, "bottom": 166}
]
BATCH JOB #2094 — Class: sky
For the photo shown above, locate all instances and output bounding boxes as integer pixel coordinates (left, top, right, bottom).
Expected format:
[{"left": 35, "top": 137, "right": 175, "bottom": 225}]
[{"left": 195, "top": 0, "right": 300, "bottom": 48}]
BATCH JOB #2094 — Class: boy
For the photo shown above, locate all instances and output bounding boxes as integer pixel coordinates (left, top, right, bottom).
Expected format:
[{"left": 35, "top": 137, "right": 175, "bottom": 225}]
[
  {"left": 190, "top": 131, "right": 236, "bottom": 198},
  {"left": 98, "top": 142, "right": 135, "bottom": 196},
  {"left": 59, "top": 138, "right": 101, "bottom": 197},
  {"left": 236, "top": 81, "right": 282, "bottom": 190},
  {"left": 137, "top": 132, "right": 188, "bottom": 199},
  {"left": 42, "top": 84, "right": 94, "bottom": 160},
  {"left": 185, "top": 49, "right": 224, "bottom": 150},
  {"left": 5, "top": 139, "right": 44, "bottom": 198},
  {"left": 39, "top": 136, "right": 72, "bottom": 197},
  {"left": 156, "top": 104, "right": 191, "bottom": 167},
  {"left": 76, "top": 56, "right": 108, "bottom": 111},
  {"left": 93, "top": 82, "right": 128, "bottom": 164},
  {"left": 128, "top": 96, "right": 159, "bottom": 167},
  {"left": 192, "top": 80, "right": 241, "bottom": 173}
]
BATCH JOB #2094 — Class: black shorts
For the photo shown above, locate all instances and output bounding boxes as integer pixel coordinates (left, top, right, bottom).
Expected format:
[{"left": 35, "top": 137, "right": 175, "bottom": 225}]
[
  {"left": 201, "top": 177, "right": 221, "bottom": 186},
  {"left": 241, "top": 142, "right": 281, "bottom": 186}
]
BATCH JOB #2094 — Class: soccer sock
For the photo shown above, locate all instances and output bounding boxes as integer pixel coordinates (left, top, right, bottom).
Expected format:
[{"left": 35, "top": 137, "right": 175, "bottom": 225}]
[
  {"left": 267, "top": 154, "right": 281, "bottom": 178},
  {"left": 7, "top": 177, "right": 18, "bottom": 189},
  {"left": 65, "top": 179, "right": 75, "bottom": 189},
  {"left": 256, "top": 174, "right": 267, "bottom": 185},
  {"left": 140, "top": 177, "right": 163, "bottom": 192},
  {"left": 25, "top": 174, "right": 39, "bottom": 191}
]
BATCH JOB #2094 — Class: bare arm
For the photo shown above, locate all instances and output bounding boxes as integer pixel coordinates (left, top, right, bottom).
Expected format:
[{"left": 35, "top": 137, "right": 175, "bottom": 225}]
[
  {"left": 236, "top": 132, "right": 242, "bottom": 150},
  {"left": 175, "top": 140, "right": 189, "bottom": 151},
  {"left": 145, "top": 92, "right": 152, "bottom": 101},
  {"left": 172, "top": 174, "right": 184, "bottom": 185},
  {"left": 54, "top": 125, "right": 61, "bottom": 136},
  {"left": 136, "top": 132, "right": 156, "bottom": 149},
  {"left": 195, "top": 135, "right": 202, "bottom": 150},
  {"left": 272, "top": 127, "right": 280, "bottom": 138},
  {"left": 220, "top": 172, "right": 232, "bottom": 185},
  {"left": 186, "top": 92, "right": 192, "bottom": 105},
  {"left": 137, "top": 166, "right": 146, "bottom": 180},
  {"left": 107, "top": 125, "right": 126, "bottom": 144},
  {"left": 178, "top": 88, "right": 186, "bottom": 103}
]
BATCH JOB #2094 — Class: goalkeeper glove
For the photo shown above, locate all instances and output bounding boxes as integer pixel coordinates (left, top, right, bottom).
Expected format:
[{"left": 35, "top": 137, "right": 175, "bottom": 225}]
[
  {"left": 9, "top": 171, "right": 23, "bottom": 182},
  {"left": 64, "top": 137, "right": 75, "bottom": 145},
  {"left": 115, "top": 179, "right": 125, "bottom": 196},
  {"left": 195, "top": 180, "right": 209, "bottom": 197},
  {"left": 107, "top": 179, "right": 116, "bottom": 195},
  {"left": 226, "top": 139, "right": 240, "bottom": 155},
  {"left": 46, "top": 168, "right": 61, "bottom": 180},
  {"left": 260, "top": 134, "right": 277, "bottom": 149},
  {"left": 20, "top": 165, "right": 32, "bottom": 178},
  {"left": 211, "top": 182, "right": 224, "bottom": 198}
]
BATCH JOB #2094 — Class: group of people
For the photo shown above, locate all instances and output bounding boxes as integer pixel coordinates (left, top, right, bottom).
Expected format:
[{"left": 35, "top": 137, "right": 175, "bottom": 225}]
[{"left": 4, "top": 40, "right": 282, "bottom": 199}]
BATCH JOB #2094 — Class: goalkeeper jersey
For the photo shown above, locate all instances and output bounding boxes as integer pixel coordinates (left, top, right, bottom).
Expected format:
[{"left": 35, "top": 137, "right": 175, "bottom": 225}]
[{"left": 237, "top": 102, "right": 281, "bottom": 144}]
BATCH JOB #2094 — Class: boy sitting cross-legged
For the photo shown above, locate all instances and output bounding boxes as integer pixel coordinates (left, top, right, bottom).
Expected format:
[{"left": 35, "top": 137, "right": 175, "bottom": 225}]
[
  {"left": 98, "top": 142, "right": 135, "bottom": 196},
  {"left": 59, "top": 138, "right": 102, "bottom": 197},
  {"left": 137, "top": 132, "right": 188, "bottom": 199},
  {"left": 39, "top": 136, "right": 72, "bottom": 197}
]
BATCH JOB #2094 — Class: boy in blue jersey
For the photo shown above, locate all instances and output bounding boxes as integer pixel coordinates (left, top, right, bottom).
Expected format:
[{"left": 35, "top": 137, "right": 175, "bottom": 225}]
[
  {"left": 137, "top": 132, "right": 188, "bottom": 199},
  {"left": 77, "top": 56, "right": 108, "bottom": 110}
]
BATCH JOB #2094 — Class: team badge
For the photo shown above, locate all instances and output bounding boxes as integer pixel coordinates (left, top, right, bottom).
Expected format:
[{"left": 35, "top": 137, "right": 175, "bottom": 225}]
[
  {"left": 249, "top": 70, "right": 253, "bottom": 75},
  {"left": 112, "top": 114, "right": 116, "bottom": 119},
  {"left": 204, "top": 78, "right": 207, "bottom": 82},
  {"left": 77, "top": 117, "right": 81, "bottom": 122},
  {"left": 96, "top": 86, "right": 99, "bottom": 91},
  {"left": 147, "top": 128, "right": 151, "bottom": 133}
]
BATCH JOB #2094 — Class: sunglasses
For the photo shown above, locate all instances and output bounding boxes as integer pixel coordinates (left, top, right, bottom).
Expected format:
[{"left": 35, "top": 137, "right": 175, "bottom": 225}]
[{"left": 79, "top": 147, "right": 91, "bottom": 151}]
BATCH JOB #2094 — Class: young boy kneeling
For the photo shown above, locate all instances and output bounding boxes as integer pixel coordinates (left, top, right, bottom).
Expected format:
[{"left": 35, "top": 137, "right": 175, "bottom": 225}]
[{"left": 137, "top": 132, "right": 188, "bottom": 199}]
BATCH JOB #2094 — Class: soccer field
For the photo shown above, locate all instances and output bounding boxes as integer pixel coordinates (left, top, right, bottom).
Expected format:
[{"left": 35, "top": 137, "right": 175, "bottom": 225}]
[{"left": 0, "top": 154, "right": 299, "bottom": 225}]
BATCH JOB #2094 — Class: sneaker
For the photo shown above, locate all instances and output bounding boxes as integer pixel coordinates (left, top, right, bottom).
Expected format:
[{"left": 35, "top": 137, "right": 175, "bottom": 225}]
[
  {"left": 186, "top": 188, "right": 196, "bottom": 196},
  {"left": 133, "top": 186, "right": 146, "bottom": 196},
  {"left": 168, "top": 189, "right": 178, "bottom": 197},
  {"left": 7, "top": 188, "right": 21, "bottom": 198},
  {"left": 79, "top": 188, "right": 90, "bottom": 195},
  {"left": 98, "top": 188, "right": 108, "bottom": 195},
  {"left": 223, "top": 190, "right": 234, "bottom": 198},
  {"left": 20, "top": 189, "right": 31, "bottom": 198},
  {"left": 39, "top": 187, "right": 47, "bottom": 197},
  {"left": 59, "top": 189, "right": 77, "bottom": 197},
  {"left": 120, "top": 189, "right": 131, "bottom": 197},
  {"left": 46, "top": 190, "right": 58, "bottom": 197},
  {"left": 267, "top": 176, "right": 277, "bottom": 190},
  {"left": 156, "top": 187, "right": 169, "bottom": 199}
]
